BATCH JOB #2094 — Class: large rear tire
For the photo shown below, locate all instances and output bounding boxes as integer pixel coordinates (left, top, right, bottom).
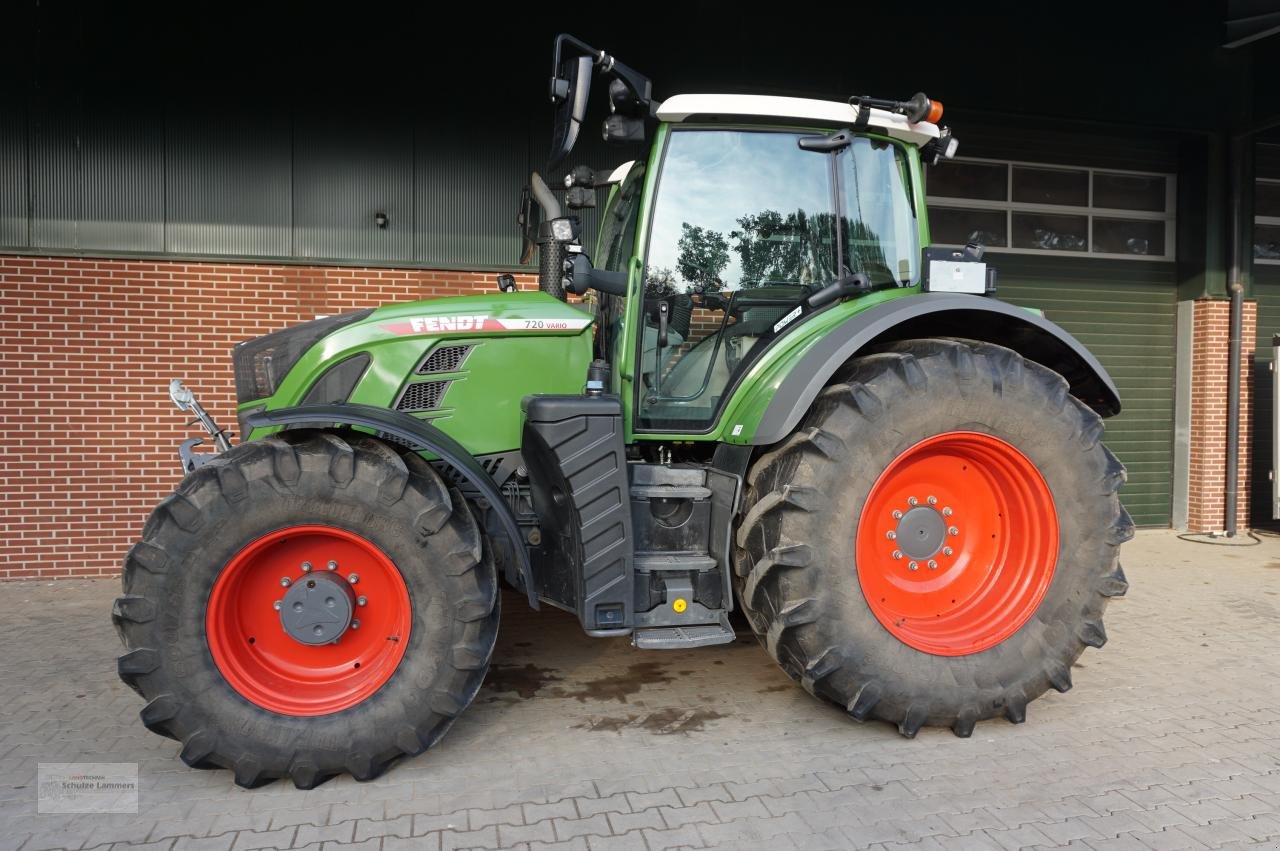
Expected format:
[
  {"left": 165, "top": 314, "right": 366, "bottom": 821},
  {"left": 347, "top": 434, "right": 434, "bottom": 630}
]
[
  {"left": 735, "top": 339, "right": 1132, "bottom": 737},
  {"left": 113, "top": 431, "right": 499, "bottom": 787}
]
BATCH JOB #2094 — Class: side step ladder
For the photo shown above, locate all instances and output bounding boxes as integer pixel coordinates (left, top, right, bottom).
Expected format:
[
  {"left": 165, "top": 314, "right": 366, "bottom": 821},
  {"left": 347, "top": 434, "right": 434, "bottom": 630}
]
[{"left": 632, "top": 614, "right": 736, "bottom": 649}]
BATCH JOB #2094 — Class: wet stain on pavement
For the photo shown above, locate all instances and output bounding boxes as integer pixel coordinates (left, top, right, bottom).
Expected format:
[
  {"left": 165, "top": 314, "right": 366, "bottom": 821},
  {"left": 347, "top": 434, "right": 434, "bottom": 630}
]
[
  {"left": 557, "top": 661, "right": 676, "bottom": 703},
  {"left": 482, "top": 663, "right": 563, "bottom": 699},
  {"left": 483, "top": 660, "right": 685, "bottom": 705},
  {"left": 574, "top": 707, "right": 727, "bottom": 735},
  {"left": 757, "top": 683, "right": 791, "bottom": 693}
]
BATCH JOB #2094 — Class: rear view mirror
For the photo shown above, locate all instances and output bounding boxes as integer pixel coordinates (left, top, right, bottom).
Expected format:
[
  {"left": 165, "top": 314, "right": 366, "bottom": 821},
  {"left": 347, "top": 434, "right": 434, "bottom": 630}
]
[{"left": 549, "top": 55, "right": 593, "bottom": 170}]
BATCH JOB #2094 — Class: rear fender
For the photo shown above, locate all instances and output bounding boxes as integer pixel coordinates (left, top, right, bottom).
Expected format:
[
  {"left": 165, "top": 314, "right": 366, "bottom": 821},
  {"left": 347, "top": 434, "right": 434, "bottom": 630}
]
[{"left": 750, "top": 293, "right": 1121, "bottom": 445}]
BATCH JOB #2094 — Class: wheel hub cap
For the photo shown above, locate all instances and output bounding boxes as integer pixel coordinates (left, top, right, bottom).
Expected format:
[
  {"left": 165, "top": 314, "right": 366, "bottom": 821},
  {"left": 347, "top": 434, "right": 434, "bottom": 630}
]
[
  {"left": 895, "top": 506, "right": 946, "bottom": 560},
  {"left": 279, "top": 571, "right": 356, "bottom": 645}
]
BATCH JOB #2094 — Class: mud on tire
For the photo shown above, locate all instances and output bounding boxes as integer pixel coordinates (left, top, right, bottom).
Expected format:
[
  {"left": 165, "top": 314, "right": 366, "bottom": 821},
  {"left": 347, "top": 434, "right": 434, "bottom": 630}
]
[
  {"left": 734, "top": 339, "right": 1132, "bottom": 737},
  {"left": 113, "top": 431, "right": 499, "bottom": 787}
]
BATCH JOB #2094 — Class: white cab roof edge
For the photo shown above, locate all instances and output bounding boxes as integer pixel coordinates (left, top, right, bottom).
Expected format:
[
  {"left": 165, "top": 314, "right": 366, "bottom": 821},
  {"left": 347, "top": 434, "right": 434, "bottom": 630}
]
[{"left": 655, "top": 94, "right": 941, "bottom": 146}]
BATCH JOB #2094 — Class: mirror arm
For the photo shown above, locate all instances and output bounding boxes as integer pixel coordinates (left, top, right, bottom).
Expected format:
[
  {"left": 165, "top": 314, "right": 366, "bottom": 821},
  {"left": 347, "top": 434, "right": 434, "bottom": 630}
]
[
  {"left": 806, "top": 272, "right": 871, "bottom": 308},
  {"left": 565, "top": 254, "right": 628, "bottom": 296}
]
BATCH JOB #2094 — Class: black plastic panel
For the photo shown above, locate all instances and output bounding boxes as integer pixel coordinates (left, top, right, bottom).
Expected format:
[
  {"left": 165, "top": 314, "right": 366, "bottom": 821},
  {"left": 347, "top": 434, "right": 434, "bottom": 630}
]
[{"left": 521, "top": 395, "right": 633, "bottom": 630}]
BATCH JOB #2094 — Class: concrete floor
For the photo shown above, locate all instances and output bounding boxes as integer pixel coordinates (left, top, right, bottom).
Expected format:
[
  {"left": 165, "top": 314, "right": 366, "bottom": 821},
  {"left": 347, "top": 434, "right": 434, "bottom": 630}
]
[{"left": 3, "top": 530, "right": 1280, "bottom": 850}]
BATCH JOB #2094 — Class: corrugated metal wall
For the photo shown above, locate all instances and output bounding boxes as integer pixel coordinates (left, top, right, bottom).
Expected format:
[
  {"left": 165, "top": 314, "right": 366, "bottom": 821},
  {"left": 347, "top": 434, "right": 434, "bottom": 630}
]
[{"left": 0, "top": 102, "right": 599, "bottom": 271}]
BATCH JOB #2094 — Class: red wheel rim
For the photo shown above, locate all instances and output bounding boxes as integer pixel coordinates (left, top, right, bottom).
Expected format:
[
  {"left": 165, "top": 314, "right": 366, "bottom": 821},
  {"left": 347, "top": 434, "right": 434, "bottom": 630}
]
[
  {"left": 855, "top": 432, "right": 1058, "bottom": 656},
  {"left": 206, "top": 525, "right": 412, "bottom": 715}
]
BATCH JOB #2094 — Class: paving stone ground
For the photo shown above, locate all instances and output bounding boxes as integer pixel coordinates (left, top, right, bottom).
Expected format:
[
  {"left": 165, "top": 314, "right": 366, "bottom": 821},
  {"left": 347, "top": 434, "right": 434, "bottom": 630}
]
[{"left": 3, "top": 530, "right": 1280, "bottom": 850}]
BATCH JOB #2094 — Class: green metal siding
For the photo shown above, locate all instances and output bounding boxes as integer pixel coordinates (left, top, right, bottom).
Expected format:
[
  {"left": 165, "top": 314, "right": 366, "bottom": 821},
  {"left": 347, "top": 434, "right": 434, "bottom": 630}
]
[{"left": 995, "top": 255, "right": 1177, "bottom": 526}]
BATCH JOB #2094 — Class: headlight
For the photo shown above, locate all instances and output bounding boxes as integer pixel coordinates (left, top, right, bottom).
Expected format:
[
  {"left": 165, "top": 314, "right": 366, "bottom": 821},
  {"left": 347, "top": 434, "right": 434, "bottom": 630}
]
[{"left": 232, "top": 309, "right": 372, "bottom": 403}]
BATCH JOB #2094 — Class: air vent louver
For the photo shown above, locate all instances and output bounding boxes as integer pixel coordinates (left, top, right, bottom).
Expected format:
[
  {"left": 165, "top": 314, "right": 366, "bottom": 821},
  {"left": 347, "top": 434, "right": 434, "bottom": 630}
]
[
  {"left": 395, "top": 380, "right": 451, "bottom": 411},
  {"left": 416, "top": 344, "right": 472, "bottom": 374}
]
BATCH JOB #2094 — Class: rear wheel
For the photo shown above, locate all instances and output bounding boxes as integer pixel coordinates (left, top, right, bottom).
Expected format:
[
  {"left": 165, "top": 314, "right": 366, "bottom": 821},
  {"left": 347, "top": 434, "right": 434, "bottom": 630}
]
[
  {"left": 735, "top": 339, "right": 1132, "bottom": 737},
  {"left": 113, "top": 431, "right": 499, "bottom": 786}
]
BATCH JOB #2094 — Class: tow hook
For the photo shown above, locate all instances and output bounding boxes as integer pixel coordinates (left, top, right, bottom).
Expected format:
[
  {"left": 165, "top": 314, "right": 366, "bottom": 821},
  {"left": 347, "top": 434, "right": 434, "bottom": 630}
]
[{"left": 169, "top": 379, "right": 233, "bottom": 473}]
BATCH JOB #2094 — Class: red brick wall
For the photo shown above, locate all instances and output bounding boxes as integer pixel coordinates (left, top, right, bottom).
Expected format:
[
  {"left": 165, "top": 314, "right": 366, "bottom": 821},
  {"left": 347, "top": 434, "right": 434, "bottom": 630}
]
[
  {"left": 1185, "top": 297, "right": 1257, "bottom": 533},
  {"left": 0, "top": 254, "right": 534, "bottom": 580}
]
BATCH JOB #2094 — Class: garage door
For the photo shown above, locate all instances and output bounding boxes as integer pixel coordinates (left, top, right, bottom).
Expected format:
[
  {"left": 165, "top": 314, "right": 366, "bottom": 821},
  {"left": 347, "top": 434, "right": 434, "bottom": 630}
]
[
  {"left": 925, "top": 150, "right": 1180, "bottom": 527},
  {"left": 1250, "top": 267, "right": 1280, "bottom": 530},
  {"left": 994, "top": 256, "right": 1178, "bottom": 527}
]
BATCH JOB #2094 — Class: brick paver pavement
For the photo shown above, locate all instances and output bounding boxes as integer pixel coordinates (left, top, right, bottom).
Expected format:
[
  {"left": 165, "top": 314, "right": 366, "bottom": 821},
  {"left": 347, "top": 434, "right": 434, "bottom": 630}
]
[{"left": 3, "top": 530, "right": 1280, "bottom": 850}]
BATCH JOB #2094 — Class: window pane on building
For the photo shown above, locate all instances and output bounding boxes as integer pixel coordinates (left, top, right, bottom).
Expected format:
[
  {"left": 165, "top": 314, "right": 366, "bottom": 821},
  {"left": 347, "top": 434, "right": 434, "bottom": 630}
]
[
  {"left": 1257, "top": 223, "right": 1280, "bottom": 261},
  {"left": 1012, "top": 166, "right": 1089, "bottom": 206},
  {"left": 930, "top": 207, "right": 1007, "bottom": 247},
  {"left": 926, "top": 161, "right": 1007, "bottom": 201},
  {"left": 1011, "top": 212, "right": 1088, "bottom": 251},
  {"left": 1093, "top": 172, "right": 1167, "bottom": 212},
  {"left": 1257, "top": 182, "right": 1280, "bottom": 219},
  {"left": 1093, "top": 217, "right": 1165, "bottom": 256}
]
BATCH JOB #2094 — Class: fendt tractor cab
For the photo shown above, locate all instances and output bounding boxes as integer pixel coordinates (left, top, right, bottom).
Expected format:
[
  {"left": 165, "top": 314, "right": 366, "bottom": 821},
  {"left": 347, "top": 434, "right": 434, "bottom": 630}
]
[{"left": 114, "top": 35, "right": 1131, "bottom": 788}]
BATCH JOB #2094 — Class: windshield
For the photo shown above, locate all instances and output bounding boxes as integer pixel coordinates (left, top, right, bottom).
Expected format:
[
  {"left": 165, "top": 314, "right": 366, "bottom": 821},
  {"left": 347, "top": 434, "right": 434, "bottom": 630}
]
[
  {"left": 637, "top": 128, "right": 919, "bottom": 433},
  {"left": 645, "top": 131, "right": 837, "bottom": 292}
]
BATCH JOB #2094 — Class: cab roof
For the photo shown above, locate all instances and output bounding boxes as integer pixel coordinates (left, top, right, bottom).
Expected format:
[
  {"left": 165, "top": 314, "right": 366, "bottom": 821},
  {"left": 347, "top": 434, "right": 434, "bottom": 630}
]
[{"left": 656, "top": 94, "right": 941, "bottom": 147}]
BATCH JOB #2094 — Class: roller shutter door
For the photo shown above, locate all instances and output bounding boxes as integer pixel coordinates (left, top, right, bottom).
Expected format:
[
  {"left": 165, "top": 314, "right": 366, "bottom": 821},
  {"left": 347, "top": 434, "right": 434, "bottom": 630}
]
[{"left": 994, "top": 255, "right": 1177, "bottom": 526}]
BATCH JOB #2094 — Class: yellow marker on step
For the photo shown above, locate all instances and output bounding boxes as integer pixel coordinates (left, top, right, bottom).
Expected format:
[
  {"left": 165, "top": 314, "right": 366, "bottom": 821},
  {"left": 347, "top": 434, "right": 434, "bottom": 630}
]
[{"left": 673, "top": 598, "right": 687, "bottom": 613}]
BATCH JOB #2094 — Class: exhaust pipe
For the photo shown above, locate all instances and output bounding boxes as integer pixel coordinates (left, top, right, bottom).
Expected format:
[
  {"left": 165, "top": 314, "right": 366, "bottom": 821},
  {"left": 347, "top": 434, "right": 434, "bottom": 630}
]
[{"left": 530, "top": 172, "right": 568, "bottom": 300}]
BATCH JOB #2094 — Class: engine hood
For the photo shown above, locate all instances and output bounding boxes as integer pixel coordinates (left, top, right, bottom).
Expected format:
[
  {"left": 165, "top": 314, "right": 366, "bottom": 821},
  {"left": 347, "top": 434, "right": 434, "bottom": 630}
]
[{"left": 237, "top": 291, "right": 596, "bottom": 457}]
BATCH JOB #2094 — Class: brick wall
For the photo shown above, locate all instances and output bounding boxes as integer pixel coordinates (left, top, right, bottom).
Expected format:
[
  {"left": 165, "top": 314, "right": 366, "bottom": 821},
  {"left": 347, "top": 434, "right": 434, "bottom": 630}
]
[
  {"left": 1185, "top": 297, "right": 1257, "bottom": 533},
  {"left": 0, "top": 254, "right": 534, "bottom": 580}
]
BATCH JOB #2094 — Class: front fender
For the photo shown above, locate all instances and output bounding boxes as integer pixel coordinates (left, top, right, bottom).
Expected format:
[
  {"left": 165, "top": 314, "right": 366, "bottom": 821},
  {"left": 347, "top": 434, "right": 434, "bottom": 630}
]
[
  {"left": 748, "top": 293, "right": 1121, "bottom": 445},
  {"left": 245, "top": 403, "right": 537, "bottom": 608}
]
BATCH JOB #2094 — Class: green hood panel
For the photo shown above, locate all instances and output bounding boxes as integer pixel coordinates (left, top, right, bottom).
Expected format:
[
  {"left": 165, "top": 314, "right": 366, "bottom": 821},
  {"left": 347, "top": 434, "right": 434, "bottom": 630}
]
[{"left": 241, "top": 292, "right": 595, "bottom": 455}]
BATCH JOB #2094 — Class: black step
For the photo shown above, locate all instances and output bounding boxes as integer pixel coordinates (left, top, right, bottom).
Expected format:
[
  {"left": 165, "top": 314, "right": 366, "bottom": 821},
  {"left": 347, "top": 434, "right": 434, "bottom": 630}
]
[
  {"left": 634, "top": 553, "right": 717, "bottom": 573},
  {"left": 632, "top": 618, "right": 736, "bottom": 650}
]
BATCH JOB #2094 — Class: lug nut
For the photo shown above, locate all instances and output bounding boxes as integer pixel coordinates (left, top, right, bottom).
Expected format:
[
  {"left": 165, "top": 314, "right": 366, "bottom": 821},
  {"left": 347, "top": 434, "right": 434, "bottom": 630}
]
[
  {"left": 357, "top": 595, "right": 367, "bottom": 607},
  {"left": 886, "top": 531, "right": 897, "bottom": 540},
  {"left": 943, "top": 507, "right": 953, "bottom": 517},
  {"left": 280, "top": 577, "right": 292, "bottom": 587},
  {"left": 301, "top": 561, "right": 312, "bottom": 573},
  {"left": 272, "top": 600, "right": 283, "bottom": 611},
  {"left": 927, "top": 496, "right": 938, "bottom": 505},
  {"left": 892, "top": 550, "right": 903, "bottom": 560},
  {"left": 928, "top": 560, "right": 938, "bottom": 570},
  {"left": 908, "top": 561, "right": 919, "bottom": 571},
  {"left": 350, "top": 619, "right": 361, "bottom": 629},
  {"left": 327, "top": 560, "right": 338, "bottom": 571},
  {"left": 908, "top": 496, "right": 919, "bottom": 506},
  {"left": 348, "top": 573, "right": 359, "bottom": 584},
  {"left": 948, "top": 526, "right": 959, "bottom": 536},
  {"left": 892, "top": 509, "right": 903, "bottom": 519},
  {"left": 943, "top": 546, "right": 954, "bottom": 556}
]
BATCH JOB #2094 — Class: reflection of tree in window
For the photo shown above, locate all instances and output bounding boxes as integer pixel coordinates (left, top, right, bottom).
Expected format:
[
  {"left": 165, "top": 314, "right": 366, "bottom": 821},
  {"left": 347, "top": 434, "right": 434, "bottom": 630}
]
[
  {"left": 675, "top": 224, "right": 728, "bottom": 289},
  {"left": 844, "top": 218, "right": 891, "bottom": 281},
  {"left": 732, "top": 210, "right": 834, "bottom": 287}
]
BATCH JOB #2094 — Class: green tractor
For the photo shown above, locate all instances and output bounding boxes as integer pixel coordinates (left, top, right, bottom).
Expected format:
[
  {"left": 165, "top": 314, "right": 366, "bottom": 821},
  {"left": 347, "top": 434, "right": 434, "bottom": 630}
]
[{"left": 114, "top": 35, "right": 1130, "bottom": 788}]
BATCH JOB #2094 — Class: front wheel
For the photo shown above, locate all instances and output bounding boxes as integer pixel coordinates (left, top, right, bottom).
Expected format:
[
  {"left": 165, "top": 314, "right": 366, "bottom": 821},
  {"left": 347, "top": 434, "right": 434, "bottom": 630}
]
[
  {"left": 735, "top": 339, "right": 1132, "bottom": 737},
  {"left": 113, "top": 431, "right": 499, "bottom": 787}
]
